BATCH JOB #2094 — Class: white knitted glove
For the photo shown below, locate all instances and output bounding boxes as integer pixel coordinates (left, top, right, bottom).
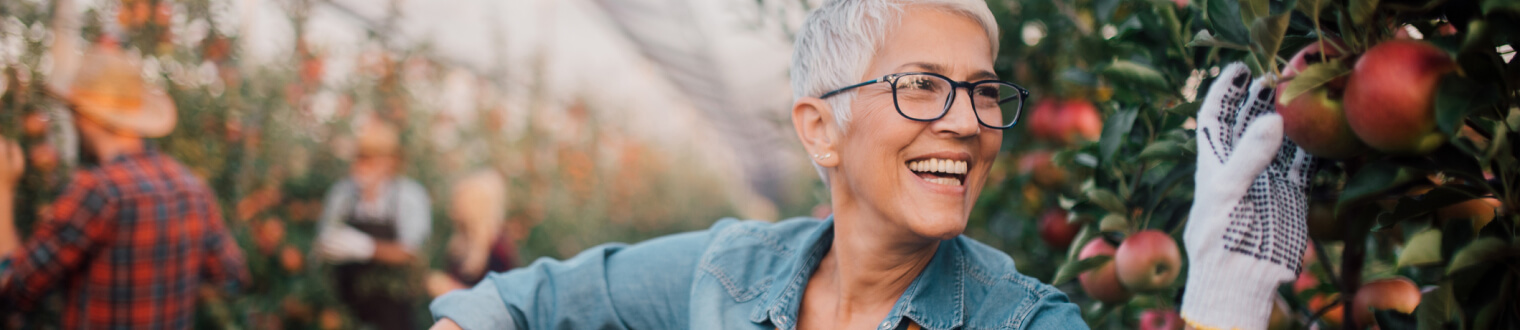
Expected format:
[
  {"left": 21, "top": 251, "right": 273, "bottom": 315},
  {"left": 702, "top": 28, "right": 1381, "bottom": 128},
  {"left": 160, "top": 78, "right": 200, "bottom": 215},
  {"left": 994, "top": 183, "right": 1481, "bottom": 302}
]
[
  {"left": 1181, "top": 63, "right": 1316, "bottom": 330},
  {"left": 317, "top": 226, "right": 376, "bottom": 262}
]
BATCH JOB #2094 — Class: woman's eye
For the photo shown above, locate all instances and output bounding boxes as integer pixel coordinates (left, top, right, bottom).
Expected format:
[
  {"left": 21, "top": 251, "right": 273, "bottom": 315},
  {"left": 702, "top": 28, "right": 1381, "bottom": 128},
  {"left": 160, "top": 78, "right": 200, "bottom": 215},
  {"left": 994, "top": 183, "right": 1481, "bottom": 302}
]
[
  {"left": 975, "top": 86, "right": 998, "bottom": 98},
  {"left": 896, "top": 76, "right": 934, "bottom": 90}
]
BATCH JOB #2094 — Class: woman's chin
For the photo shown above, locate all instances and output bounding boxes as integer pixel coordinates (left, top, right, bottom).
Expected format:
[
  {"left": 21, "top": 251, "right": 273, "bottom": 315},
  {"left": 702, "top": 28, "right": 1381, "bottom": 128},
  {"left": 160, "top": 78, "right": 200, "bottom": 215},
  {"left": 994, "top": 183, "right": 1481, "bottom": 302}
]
[{"left": 907, "top": 215, "right": 968, "bottom": 240}]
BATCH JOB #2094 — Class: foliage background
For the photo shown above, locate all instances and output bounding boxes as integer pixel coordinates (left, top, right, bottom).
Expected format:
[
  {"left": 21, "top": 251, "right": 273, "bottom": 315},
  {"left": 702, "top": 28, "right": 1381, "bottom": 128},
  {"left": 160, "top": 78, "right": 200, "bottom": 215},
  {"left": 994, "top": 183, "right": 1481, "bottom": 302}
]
[{"left": 3, "top": 0, "right": 1519, "bottom": 329}]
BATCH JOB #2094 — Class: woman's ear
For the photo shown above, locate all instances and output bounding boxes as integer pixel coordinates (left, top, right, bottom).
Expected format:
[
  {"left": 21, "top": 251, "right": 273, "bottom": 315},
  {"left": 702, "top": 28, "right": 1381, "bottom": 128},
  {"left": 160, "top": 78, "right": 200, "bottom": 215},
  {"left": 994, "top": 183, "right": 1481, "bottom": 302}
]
[{"left": 792, "top": 97, "right": 841, "bottom": 168}]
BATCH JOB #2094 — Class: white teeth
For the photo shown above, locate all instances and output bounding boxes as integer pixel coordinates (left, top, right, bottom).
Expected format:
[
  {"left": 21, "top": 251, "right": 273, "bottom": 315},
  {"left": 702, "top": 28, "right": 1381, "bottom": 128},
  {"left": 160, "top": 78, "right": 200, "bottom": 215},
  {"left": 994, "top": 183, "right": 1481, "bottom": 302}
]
[
  {"left": 924, "top": 177, "right": 963, "bottom": 186},
  {"left": 907, "top": 158, "right": 968, "bottom": 175}
]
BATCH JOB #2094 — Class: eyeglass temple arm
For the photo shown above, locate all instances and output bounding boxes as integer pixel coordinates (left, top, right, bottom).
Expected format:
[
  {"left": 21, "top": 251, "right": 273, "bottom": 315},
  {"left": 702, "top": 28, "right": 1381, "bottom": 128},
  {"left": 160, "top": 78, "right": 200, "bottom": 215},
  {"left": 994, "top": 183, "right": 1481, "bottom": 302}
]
[{"left": 818, "top": 76, "right": 888, "bottom": 99}]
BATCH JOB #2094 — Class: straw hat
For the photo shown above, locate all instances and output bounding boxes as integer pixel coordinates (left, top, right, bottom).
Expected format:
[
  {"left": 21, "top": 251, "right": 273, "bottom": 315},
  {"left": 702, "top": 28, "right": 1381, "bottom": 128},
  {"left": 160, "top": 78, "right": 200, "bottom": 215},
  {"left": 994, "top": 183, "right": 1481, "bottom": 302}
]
[{"left": 51, "top": 44, "right": 177, "bottom": 137}]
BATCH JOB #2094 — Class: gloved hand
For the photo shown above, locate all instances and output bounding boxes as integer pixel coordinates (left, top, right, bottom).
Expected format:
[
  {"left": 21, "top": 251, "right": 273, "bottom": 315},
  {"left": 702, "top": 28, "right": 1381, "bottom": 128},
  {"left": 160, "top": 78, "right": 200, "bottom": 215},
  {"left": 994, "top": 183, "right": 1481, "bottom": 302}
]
[
  {"left": 316, "top": 226, "right": 376, "bottom": 262},
  {"left": 1181, "top": 63, "right": 1317, "bottom": 330}
]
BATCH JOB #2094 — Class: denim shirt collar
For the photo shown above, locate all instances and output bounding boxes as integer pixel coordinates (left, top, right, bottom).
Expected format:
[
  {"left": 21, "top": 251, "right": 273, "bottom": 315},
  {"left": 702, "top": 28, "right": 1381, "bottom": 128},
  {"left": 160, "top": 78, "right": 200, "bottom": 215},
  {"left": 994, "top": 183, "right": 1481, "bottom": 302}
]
[{"left": 749, "top": 216, "right": 967, "bottom": 330}]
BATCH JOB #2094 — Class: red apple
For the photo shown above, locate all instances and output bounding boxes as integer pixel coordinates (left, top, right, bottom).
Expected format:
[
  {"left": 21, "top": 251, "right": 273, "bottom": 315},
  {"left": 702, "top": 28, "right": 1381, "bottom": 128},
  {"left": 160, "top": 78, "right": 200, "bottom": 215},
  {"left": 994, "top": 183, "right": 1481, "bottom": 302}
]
[
  {"left": 1277, "top": 40, "right": 1366, "bottom": 159},
  {"left": 1438, "top": 198, "right": 1500, "bottom": 230},
  {"left": 1064, "top": 101, "right": 1103, "bottom": 144},
  {"left": 1038, "top": 209, "right": 1079, "bottom": 249},
  {"left": 1139, "top": 309, "right": 1183, "bottom": 330},
  {"left": 1275, "top": 81, "right": 1366, "bottom": 159},
  {"left": 1077, "top": 239, "right": 1133, "bottom": 303},
  {"left": 280, "top": 245, "right": 304, "bottom": 273},
  {"left": 22, "top": 112, "right": 48, "bottom": 138},
  {"left": 1343, "top": 40, "right": 1455, "bottom": 155},
  {"left": 1352, "top": 277, "right": 1422, "bottom": 326},
  {"left": 1027, "top": 99, "right": 1062, "bottom": 141},
  {"left": 1018, "top": 151, "right": 1067, "bottom": 189},
  {"left": 1294, "top": 270, "right": 1319, "bottom": 294},
  {"left": 1114, "top": 230, "right": 1183, "bottom": 292},
  {"left": 1027, "top": 99, "right": 1102, "bottom": 145}
]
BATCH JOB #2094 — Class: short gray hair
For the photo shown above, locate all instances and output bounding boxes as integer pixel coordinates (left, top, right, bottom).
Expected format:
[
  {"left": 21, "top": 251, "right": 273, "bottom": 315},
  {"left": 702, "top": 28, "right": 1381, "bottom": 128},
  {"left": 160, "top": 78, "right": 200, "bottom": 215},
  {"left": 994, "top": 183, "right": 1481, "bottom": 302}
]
[{"left": 791, "top": 0, "right": 1000, "bottom": 185}]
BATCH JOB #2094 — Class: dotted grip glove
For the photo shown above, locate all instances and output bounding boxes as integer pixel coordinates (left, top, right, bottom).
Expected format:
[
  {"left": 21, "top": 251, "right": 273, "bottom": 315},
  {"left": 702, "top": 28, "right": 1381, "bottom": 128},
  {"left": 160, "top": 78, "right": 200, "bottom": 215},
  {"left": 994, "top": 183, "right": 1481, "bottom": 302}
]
[{"left": 1181, "top": 63, "right": 1317, "bottom": 330}]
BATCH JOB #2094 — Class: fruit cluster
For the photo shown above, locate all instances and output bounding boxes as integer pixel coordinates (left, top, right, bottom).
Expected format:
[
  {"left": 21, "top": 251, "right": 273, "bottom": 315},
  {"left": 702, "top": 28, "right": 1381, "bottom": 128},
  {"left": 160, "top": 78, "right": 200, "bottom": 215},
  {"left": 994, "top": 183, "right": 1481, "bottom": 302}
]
[{"left": 1276, "top": 38, "right": 1458, "bottom": 159}]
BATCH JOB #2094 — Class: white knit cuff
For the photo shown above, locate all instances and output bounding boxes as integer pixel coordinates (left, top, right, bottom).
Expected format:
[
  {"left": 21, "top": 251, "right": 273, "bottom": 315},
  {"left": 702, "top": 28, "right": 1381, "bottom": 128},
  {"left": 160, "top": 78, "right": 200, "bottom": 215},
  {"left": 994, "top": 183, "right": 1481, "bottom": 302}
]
[{"left": 1180, "top": 263, "right": 1281, "bottom": 330}]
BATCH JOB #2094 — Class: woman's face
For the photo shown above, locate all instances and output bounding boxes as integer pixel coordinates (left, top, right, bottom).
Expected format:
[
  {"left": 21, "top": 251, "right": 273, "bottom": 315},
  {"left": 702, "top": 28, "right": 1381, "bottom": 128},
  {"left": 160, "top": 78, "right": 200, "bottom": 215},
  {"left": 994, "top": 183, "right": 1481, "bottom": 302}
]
[{"left": 832, "top": 7, "right": 1000, "bottom": 240}]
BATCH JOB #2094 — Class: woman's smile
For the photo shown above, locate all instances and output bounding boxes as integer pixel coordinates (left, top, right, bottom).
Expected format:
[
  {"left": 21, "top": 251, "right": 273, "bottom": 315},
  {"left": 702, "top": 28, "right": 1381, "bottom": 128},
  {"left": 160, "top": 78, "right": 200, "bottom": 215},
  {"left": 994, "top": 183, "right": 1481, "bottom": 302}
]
[{"left": 903, "top": 152, "right": 971, "bottom": 195}]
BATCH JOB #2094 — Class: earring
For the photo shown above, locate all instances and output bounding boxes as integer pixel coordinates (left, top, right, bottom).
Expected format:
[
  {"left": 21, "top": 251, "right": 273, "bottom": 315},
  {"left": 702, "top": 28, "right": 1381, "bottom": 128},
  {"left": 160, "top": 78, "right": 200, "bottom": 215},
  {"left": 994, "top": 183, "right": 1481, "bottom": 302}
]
[{"left": 814, "top": 153, "right": 831, "bottom": 160}]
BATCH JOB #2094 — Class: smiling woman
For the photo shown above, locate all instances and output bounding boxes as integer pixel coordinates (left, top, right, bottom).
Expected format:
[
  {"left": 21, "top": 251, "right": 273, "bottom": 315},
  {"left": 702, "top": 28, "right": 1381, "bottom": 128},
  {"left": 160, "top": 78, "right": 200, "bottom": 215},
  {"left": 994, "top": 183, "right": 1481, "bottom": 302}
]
[{"left": 426, "top": 1, "right": 1085, "bottom": 329}]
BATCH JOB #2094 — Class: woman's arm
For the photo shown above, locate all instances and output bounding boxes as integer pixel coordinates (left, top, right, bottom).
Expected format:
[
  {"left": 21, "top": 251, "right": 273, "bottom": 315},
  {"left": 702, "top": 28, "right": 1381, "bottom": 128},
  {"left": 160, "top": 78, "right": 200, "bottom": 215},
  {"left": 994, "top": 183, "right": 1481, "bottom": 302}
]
[{"left": 428, "top": 230, "right": 709, "bottom": 329}]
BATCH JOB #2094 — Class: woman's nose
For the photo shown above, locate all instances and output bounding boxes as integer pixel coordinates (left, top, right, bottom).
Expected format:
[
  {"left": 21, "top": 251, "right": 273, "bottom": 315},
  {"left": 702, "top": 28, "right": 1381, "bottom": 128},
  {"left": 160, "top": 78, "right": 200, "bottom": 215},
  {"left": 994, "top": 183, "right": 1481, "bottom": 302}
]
[{"left": 932, "top": 90, "right": 982, "bottom": 137}]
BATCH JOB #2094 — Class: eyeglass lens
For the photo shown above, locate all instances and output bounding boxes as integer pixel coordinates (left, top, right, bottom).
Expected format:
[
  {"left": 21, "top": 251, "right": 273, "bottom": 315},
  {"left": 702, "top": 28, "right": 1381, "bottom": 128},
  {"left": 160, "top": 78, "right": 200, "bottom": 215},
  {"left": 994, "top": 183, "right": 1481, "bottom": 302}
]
[{"left": 891, "top": 74, "right": 1023, "bottom": 128}]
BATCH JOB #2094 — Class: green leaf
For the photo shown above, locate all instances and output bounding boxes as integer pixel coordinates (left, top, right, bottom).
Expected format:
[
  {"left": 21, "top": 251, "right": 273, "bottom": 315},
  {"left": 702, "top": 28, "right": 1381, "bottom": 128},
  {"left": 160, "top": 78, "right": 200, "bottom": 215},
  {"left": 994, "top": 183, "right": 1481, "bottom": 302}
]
[
  {"left": 1335, "top": 161, "right": 1420, "bottom": 215},
  {"left": 1138, "top": 140, "right": 1187, "bottom": 161},
  {"left": 1248, "top": 14, "right": 1291, "bottom": 74},
  {"left": 1482, "top": 0, "right": 1520, "bottom": 14},
  {"left": 1396, "top": 229, "right": 1442, "bottom": 268},
  {"left": 1054, "top": 255, "right": 1113, "bottom": 285},
  {"left": 1086, "top": 188, "right": 1128, "bottom": 214},
  {"left": 1349, "top": 0, "right": 1381, "bottom": 25},
  {"left": 1294, "top": 0, "right": 1329, "bottom": 17},
  {"left": 1206, "top": 0, "right": 1250, "bottom": 45},
  {"left": 1239, "top": 0, "right": 1270, "bottom": 26},
  {"left": 1186, "top": 30, "right": 1251, "bottom": 50},
  {"left": 1099, "top": 106, "right": 1139, "bottom": 164},
  {"left": 1435, "top": 75, "right": 1500, "bottom": 136},
  {"left": 1100, "top": 60, "right": 1172, "bottom": 92},
  {"left": 1374, "top": 310, "right": 1418, "bottom": 330},
  {"left": 1441, "top": 218, "right": 1476, "bottom": 264},
  {"left": 1100, "top": 213, "right": 1130, "bottom": 233},
  {"left": 1167, "top": 101, "right": 1202, "bottom": 118},
  {"left": 1067, "top": 224, "right": 1099, "bottom": 260},
  {"left": 1279, "top": 60, "right": 1350, "bottom": 105},
  {"left": 1416, "top": 285, "right": 1458, "bottom": 330},
  {"left": 1446, "top": 237, "right": 1513, "bottom": 275}
]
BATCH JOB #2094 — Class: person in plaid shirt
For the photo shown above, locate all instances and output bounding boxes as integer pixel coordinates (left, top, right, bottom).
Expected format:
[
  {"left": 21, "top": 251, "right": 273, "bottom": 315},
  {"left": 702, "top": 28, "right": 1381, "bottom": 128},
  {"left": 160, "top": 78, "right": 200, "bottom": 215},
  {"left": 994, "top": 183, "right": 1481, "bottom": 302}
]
[{"left": 0, "top": 42, "right": 248, "bottom": 328}]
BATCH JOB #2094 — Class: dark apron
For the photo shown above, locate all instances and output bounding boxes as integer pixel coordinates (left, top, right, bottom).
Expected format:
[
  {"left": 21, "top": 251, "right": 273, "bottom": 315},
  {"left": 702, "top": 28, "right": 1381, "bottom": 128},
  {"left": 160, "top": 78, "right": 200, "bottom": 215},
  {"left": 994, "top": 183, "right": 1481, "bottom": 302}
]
[{"left": 334, "top": 184, "right": 418, "bottom": 330}]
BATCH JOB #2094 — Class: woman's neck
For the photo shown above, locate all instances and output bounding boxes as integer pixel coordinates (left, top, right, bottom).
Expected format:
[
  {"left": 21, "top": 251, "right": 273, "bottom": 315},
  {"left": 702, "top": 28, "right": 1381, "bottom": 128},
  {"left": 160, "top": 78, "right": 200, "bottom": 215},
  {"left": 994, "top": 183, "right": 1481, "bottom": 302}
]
[{"left": 800, "top": 206, "right": 940, "bottom": 329}]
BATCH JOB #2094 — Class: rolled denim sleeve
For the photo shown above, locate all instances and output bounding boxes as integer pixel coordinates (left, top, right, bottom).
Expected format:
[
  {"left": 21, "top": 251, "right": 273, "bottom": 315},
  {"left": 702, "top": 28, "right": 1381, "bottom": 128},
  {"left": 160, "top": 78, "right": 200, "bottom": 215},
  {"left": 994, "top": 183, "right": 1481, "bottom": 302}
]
[
  {"left": 431, "top": 280, "right": 515, "bottom": 329},
  {"left": 430, "top": 230, "right": 709, "bottom": 330}
]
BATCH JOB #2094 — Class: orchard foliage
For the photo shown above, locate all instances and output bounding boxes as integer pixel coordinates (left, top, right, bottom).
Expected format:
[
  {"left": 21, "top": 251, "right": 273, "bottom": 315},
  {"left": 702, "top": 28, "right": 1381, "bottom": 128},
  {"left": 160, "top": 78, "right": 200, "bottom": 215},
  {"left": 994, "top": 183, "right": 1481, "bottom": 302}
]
[
  {"left": 975, "top": 0, "right": 1520, "bottom": 328},
  {"left": 1, "top": 0, "right": 740, "bottom": 328}
]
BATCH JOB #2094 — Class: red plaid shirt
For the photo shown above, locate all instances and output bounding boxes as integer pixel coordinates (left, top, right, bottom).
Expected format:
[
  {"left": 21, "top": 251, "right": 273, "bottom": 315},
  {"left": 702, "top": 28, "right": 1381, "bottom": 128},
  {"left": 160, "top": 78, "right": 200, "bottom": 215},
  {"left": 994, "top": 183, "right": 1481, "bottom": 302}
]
[{"left": 0, "top": 149, "right": 248, "bottom": 329}]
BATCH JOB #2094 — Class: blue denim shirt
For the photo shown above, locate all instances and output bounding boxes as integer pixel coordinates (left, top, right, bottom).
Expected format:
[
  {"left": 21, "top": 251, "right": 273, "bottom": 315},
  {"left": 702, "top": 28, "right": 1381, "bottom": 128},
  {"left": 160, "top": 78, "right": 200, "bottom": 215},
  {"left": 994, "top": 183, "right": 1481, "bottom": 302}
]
[{"left": 431, "top": 217, "right": 1086, "bottom": 330}]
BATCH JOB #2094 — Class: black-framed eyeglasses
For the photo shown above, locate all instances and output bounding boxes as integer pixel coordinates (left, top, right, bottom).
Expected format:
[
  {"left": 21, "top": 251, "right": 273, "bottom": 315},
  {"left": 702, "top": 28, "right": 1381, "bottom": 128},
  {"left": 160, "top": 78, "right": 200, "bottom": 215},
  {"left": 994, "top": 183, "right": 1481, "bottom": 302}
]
[{"left": 819, "top": 72, "right": 1029, "bottom": 129}]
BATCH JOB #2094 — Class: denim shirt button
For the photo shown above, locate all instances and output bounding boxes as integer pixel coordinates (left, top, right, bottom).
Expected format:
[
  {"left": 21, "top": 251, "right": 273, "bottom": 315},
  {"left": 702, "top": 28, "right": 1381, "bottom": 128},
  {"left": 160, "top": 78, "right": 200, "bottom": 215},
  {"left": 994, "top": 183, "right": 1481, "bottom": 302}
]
[{"left": 880, "top": 321, "right": 893, "bottom": 329}]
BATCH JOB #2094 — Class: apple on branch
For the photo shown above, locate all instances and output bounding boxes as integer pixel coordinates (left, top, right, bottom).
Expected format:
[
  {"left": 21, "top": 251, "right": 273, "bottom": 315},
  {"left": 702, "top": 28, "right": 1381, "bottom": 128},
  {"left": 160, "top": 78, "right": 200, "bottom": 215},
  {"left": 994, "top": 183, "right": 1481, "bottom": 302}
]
[
  {"left": 1077, "top": 238, "right": 1133, "bottom": 303},
  {"left": 1114, "top": 230, "right": 1183, "bottom": 292},
  {"left": 1343, "top": 40, "right": 1456, "bottom": 155}
]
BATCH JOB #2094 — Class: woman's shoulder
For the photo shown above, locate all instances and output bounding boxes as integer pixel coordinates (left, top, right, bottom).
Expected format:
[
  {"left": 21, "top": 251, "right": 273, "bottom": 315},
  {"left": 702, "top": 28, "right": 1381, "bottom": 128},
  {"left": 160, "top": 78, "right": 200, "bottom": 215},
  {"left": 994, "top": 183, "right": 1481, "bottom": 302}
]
[{"left": 701, "top": 216, "right": 829, "bottom": 254}]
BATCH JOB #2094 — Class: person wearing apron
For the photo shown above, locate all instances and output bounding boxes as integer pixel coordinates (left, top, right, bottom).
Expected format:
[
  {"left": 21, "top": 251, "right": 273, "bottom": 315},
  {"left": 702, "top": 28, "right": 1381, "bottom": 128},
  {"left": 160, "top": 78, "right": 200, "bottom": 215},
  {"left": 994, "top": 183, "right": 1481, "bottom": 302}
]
[{"left": 316, "top": 120, "right": 432, "bottom": 330}]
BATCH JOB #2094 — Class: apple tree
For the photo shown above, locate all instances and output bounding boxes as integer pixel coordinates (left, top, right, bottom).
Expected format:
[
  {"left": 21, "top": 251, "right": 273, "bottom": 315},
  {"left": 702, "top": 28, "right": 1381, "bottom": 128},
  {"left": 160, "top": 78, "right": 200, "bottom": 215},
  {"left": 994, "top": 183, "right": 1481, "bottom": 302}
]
[{"left": 978, "top": 0, "right": 1520, "bottom": 328}]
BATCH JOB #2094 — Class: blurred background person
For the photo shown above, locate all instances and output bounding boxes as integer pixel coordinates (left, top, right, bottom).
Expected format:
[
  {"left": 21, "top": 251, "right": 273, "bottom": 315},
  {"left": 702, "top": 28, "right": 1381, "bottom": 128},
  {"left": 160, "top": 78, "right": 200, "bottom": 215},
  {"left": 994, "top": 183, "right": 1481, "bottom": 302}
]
[
  {"left": 313, "top": 119, "right": 433, "bottom": 330},
  {"left": 426, "top": 169, "right": 516, "bottom": 297},
  {"left": 0, "top": 41, "right": 249, "bottom": 329}
]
